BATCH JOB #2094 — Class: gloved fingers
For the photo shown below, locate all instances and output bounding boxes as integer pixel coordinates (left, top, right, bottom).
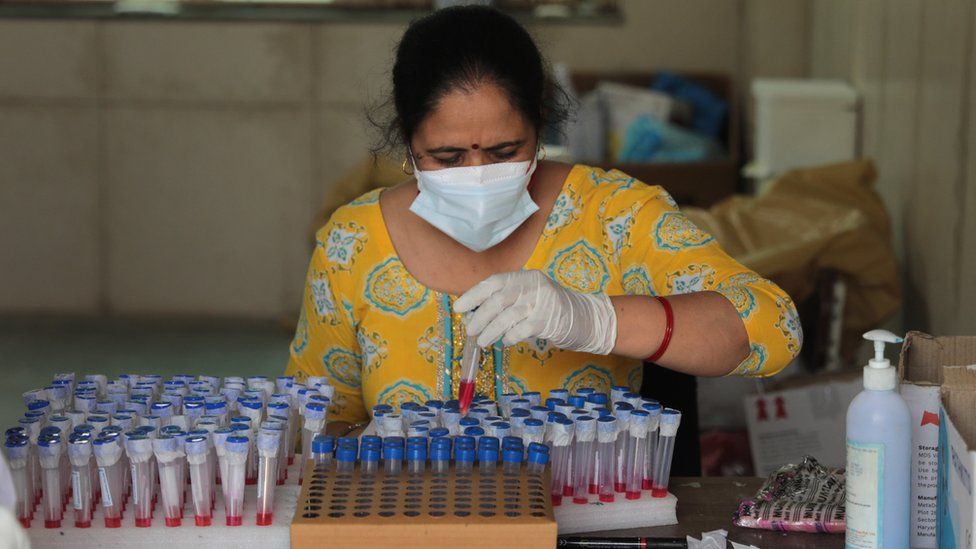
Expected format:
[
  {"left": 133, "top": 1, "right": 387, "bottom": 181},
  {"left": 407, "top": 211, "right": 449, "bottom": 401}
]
[
  {"left": 476, "top": 303, "right": 531, "bottom": 348},
  {"left": 501, "top": 317, "right": 539, "bottom": 347},
  {"left": 453, "top": 273, "right": 510, "bottom": 313},
  {"left": 465, "top": 287, "right": 520, "bottom": 337}
]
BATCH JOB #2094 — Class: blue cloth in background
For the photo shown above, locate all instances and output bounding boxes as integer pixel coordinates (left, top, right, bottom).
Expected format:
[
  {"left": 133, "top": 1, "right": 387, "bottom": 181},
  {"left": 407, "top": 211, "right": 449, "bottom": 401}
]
[
  {"left": 619, "top": 115, "right": 720, "bottom": 163},
  {"left": 652, "top": 71, "right": 728, "bottom": 140}
]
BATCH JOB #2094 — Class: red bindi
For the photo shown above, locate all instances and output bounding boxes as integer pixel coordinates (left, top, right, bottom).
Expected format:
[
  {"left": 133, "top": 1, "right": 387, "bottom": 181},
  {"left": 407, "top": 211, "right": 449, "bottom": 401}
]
[{"left": 471, "top": 144, "right": 479, "bottom": 150}]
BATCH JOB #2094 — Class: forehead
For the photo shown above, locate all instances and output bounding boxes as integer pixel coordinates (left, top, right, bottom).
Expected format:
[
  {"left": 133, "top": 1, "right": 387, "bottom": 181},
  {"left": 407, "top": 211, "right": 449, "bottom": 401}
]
[{"left": 413, "top": 83, "right": 532, "bottom": 146}]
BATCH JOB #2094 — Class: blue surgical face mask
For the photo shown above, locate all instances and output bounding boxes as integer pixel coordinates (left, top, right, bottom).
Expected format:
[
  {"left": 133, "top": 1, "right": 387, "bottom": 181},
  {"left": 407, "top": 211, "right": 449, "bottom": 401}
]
[{"left": 409, "top": 158, "right": 539, "bottom": 252}]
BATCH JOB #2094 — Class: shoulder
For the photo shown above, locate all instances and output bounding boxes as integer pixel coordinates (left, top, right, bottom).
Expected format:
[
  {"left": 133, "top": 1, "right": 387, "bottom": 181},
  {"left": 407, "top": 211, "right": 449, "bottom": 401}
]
[
  {"left": 311, "top": 188, "right": 388, "bottom": 282},
  {"left": 568, "top": 164, "right": 679, "bottom": 218},
  {"left": 313, "top": 188, "right": 385, "bottom": 245}
]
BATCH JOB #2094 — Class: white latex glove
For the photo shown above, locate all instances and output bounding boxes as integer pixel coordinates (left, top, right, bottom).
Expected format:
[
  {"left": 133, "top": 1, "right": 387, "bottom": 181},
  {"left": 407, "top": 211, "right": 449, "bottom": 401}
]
[{"left": 453, "top": 270, "right": 617, "bottom": 354}]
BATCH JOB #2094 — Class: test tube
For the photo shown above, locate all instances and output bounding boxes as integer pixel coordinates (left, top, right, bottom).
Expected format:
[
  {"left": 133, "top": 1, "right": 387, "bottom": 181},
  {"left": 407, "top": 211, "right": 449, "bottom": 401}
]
[
  {"left": 610, "top": 385, "right": 629, "bottom": 405},
  {"left": 624, "top": 410, "right": 649, "bottom": 500},
  {"left": 596, "top": 416, "right": 617, "bottom": 503},
  {"left": 300, "top": 402, "right": 327, "bottom": 484},
  {"left": 383, "top": 437, "right": 404, "bottom": 476},
  {"left": 488, "top": 421, "right": 511, "bottom": 440},
  {"left": 37, "top": 435, "right": 62, "bottom": 528},
  {"left": 222, "top": 435, "right": 248, "bottom": 526},
  {"left": 502, "top": 447, "right": 522, "bottom": 476},
  {"left": 67, "top": 434, "right": 94, "bottom": 528},
  {"left": 256, "top": 429, "right": 281, "bottom": 526},
  {"left": 547, "top": 417, "right": 574, "bottom": 506},
  {"left": 152, "top": 435, "right": 184, "bottom": 527},
  {"left": 124, "top": 434, "right": 153, "bottom": 527},
  {"left": 613, "top": 403, "right": 633, "bottom": 493},
  {"left": 92, "top": 436, "right": 123, "bottom": 527},
  {"left": 406, "top": 437, "right": 427, "bottom": 476},
  {"left": 312, "top": 434, "right": 335, "bottom": 468},
  {"left": 572, "top": 416, "right": 595, "bottom": 504},
  {"left": 430, "top": 438, "right": 451, "bottom": 476},
  {"left": 642, "top": 402, "right": 662, "bottom": 490},
  {"left": 184, "top": 435, "right": 212, "bottom": 526},
  {"left": 652, "top": 408, "right": 681, "bottom": 498},
  {"left": 458, "top": 333, "right": 481, "bottom": 416},
  {"left": 19, "top": 417, "right": 42, "bottom": 507},
  {"left": 454, "top": 438, "right": 475, "bottom": 476},
  {"left": 526, "top": 442, "right": 549, "bottom": 476},
  {"left": 4, "top": 436, "right": 31, "bottom": 528},
  {"left": 335, "top": 440, "right": 357, "bottom": 475},
  {"left": 267, "top": 400, "right": 292, "bottom": 466},
  {"left": 478, "top": 437, "right": 499, "bottom": 476},
  {"left": 522, "top": 418, "right": 545, "bottom": 448}
]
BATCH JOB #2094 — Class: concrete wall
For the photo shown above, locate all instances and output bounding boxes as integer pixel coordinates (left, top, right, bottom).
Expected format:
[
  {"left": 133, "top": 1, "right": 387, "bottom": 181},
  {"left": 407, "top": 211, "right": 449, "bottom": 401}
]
[
  {"left": 0, "top": 0, "right": 809, "bottom": 318},
  {"left": 810, "top": 0, "right": 976, "bottom": 336}
]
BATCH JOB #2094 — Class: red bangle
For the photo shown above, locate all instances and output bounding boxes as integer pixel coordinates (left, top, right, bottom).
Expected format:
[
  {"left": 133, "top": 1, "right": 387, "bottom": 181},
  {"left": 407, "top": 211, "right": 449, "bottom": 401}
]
[{"left": 647, "top": 296, "right": 673, "bottom": 362}]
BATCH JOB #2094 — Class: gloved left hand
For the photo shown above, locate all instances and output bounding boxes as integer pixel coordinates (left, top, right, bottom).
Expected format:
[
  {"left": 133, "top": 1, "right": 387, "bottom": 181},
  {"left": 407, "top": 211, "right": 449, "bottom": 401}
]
[{"left": 453, "top": 270, "right": 618, "bottom": 354}]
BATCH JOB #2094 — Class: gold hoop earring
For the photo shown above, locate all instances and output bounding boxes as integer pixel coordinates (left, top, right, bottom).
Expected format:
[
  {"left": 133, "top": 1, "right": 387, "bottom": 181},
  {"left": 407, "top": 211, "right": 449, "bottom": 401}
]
[{"left": 402, "top": 156, "right": 414, "bottom": 175}]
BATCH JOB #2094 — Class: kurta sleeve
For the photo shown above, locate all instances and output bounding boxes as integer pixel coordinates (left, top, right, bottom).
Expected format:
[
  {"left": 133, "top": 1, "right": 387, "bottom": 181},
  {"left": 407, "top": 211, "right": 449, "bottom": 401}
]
[
  {"left": 284, "top": 222, "right": 367, "bottom": 422},
  {"left": 615, "top": 182, "right": 802, "bottom": 377}
]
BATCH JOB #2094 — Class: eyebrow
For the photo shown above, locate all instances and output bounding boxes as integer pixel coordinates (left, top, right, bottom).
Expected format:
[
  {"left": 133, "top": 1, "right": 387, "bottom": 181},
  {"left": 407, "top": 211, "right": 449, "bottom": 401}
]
[{"left": 426, "top": 140, "right": 526, "bottom": 154}]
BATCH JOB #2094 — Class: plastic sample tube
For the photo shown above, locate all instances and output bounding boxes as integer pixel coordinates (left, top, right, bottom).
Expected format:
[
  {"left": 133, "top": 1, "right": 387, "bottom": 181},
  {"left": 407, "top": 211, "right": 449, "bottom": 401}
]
[
  {"left": 547, "top": 417, "right": 574, "bottom": 506},
  {"left": 478, "top": 437, "right": 499, "bottom": 476},
  {"left": 522, "top": 418, "right": 545, "bottom": 448},
  {"left": 256, "top": 430, "right": 280, "bottom": 526},
  {"left": 124, "top": 435, "right": 154, "bottom": 527},
  {"left": 19, "top": 417, "right": 43, "bottom": 507},
  {"left": 357, "top": 443, "right": 378, "bottom": 477},
  {"left": 312, "top": 434, "right": 335, "bottom": 468},
  {"left": 300, "top": 402, "right": 327, "bottom": 485},
  {"left": 458, "top": 333, "right": 481, "bottom": 416},
  {"left": 455, "top": 440, "right": 475, "bottom": 476},
  {"left": 526, "top": 442, "right": 549, "bottom": 477},
  {"left": 335, "top": 441, "right": 357, "bottom": 475},
  {"left": 92, "top": 436, "right": 123, "bottom": 527},
  {"left": 652, "top": 408, "right": 681, "bottom": 498},
  {"left": 642, "top": 402, "right": 662, "bottom": 490},
  {"left": 4, "top": 437, "right": 31, "bottom": 528},
  {"left": 382, "top": 437, "right": 404, "bottom": 476},
  {"left": 266, "top": 401, "right": 292, "bottom": 467},
  {"left": 67, "top": 434, "right": 94, "bottom": 528},
  {"left": 596, "top": 416, "right": 617, "bottom": 503},
  {"left": 184, "top": 435, "right": 212, "bottom": 526},
  {"left": 613, "top": 404, "right": 633, "bottom": 493},
  {"left": 260, "top": 419, "right": 287, "bottom": 485},
  {"left": 406, "top": 437, "right": 427, "bottom": 476},
  {"left": 152, "top": 436, "right": 184, "bottom": 527},
  {"left": 222, "top": 435, "right": 248, "bottom": 526},
  {"left": 37, "top": 435, "right": 62, "bottom": 528},
  {"left": 625, "top": 410, "right": 649, "bottom": 500},
  {"left": 502, "top": 447, "right": 523, "bottom": 476},
  {"left": 488, "top": 421, "right": 511, "bottom": 440},
  {"left": 572, "top": 416, "right": 596, "bottom": 504},
  {"left": 430, "top": 438, "right": 451, "bottom": 476}
]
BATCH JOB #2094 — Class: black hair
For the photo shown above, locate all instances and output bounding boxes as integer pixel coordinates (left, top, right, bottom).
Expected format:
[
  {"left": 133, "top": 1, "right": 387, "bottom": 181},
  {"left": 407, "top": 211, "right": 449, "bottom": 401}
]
[{"left": 370, "top": 5, "right": 571, "bottom": 154}]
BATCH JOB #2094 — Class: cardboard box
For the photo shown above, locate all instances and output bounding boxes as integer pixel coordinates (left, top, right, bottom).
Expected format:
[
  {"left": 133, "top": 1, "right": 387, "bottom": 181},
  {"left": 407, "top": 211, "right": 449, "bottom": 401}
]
[
  {"left": 896, "top": 331, "right": 976, "bottom": 547},
  {"left": 938, "top": 363, "right": 976, "bottom": 549},
  {"left": 744, "top": 371, "right": 861, "bottom": 476}
]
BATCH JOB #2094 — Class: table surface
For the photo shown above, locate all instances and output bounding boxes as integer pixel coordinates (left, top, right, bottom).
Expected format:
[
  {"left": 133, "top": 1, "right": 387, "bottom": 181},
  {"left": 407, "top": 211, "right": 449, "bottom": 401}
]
[{"left": 597, "top": 477, "right": 844, "bottom": 548}]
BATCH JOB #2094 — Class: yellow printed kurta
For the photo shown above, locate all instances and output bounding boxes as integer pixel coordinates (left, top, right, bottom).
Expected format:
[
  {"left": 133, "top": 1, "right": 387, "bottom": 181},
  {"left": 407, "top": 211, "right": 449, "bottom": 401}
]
[{"left": 285, "top": 165, "right": 802, "bottom": 422}]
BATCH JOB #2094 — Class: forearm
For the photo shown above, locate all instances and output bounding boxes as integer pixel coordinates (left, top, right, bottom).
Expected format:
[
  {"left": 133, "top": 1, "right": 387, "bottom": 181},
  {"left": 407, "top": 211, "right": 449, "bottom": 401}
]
[{"left": 610, "top": 292, "right": 749, "bottom": 376}]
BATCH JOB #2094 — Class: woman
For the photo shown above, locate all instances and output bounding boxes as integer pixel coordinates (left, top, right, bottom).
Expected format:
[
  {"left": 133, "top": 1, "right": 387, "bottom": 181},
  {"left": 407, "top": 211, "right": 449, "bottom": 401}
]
[{"left": 285, "top": 6, "right": 802, "bottom": 432}]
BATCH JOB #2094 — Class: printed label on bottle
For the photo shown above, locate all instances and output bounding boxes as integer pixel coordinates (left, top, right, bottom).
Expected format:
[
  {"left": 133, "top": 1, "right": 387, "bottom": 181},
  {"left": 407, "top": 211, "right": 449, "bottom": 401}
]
[
  {"left": 131, "top": 463, "right": 139, "bottom": 500},
  {"left": 846, "top": 439, "right": 884, "bottom": 549},
  {"left": 72, "top": 471, "right": 83, "bottom": 510},
  {"left": 98, "top": 468, "right": 113, "bottom": 508}
]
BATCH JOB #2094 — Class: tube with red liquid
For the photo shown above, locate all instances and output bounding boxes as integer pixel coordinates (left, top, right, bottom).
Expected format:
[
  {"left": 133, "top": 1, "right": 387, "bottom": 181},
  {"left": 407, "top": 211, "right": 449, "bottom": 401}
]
[
  {"left": 38, "top": 435, "right": 63, "bottom": 529},
  {"left": 651, "top": 408, "right": 681, "bottom": 498},
  {"left": 67, "top": 434, "right": 94, "bottom": 528},
  {"left": 222, "top": 435, "right": 248, "bottom": 526},
  {"left": 596, "top": 416, "right": 617, "bottom": 503},
  {"left": 571, "top": 416, "right": 595, "bottom": 504},
  {"left": 624, "top": 410, "right": 649, "bottom": 500},
  {"left": 125, "top": 435, "right": 154, "bottom": 527},
  {"left": 458, "top": 333, "right": 481, "bottom": 416},
  {"left": 255, "top": 429, "right": 280, "bottom": 526},
  {"left": 546, "top": 417, "right": 574, "bottom": 506},
  {"left": 153, "top": 435, "right": 184, "bottom": 527},
  {"left": 185, "top": 435, "right": 212, "bottom": 526},
  {"left": 641, "top": 402, "right": 661, "bottom": 491},
  {"left": 612, "top": 403, "right": 633, "bottom": 493},
  {"left": 300, "top": 402, "right": 327, "bottom": 485},
  {"left": 4, "top": 437, "right": 32, "bottom": 528},
  {"left": 93, "top": 436, "right": 123, "bottom": 528}
]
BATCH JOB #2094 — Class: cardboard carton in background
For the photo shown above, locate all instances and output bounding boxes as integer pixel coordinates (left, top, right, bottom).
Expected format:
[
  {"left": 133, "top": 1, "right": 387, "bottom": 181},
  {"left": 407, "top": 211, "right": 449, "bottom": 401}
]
[
  {"left": 938, "top": 364, "right": 976, "bottom": 549},
  {"left": 900, "top": 332, "right": 976, "bottom": 548}
]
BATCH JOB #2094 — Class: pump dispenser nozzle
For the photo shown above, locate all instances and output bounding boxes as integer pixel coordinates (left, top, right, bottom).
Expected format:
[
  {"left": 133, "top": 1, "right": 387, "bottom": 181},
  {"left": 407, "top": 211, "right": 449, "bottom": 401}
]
[{"left": 861, "top": 330, "right": 904, "bottom": 390}]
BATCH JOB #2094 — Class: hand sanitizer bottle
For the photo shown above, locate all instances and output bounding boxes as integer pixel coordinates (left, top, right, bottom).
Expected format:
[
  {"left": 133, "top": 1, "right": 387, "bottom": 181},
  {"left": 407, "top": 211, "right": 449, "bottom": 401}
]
[{"left": 846, "top": 329, "right": 911, "bottom": 549}]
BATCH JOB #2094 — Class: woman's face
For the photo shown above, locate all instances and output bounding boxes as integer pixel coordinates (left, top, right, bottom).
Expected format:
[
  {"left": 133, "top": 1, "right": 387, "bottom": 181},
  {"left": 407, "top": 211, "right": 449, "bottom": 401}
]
[{"left": 409, "top": 82, "right": 538, "bottom": 171}]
